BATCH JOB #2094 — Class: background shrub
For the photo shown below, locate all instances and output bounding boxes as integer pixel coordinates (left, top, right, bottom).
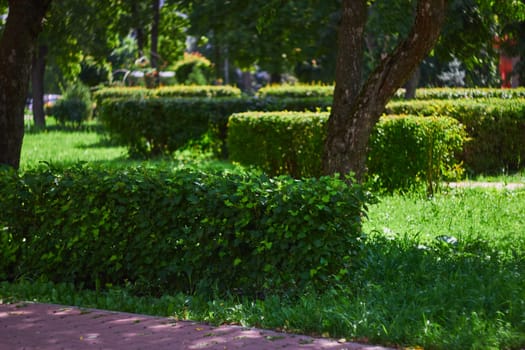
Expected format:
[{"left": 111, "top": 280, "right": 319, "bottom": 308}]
[
  {"left": 228, "top": 111, "right": 328, "bottom": 178},
  {"left": 0, "top": 165, "right": 369, "bottom": 297},
  {"left": 97, "top": 97, "right": 251, "bottom": 158},
  {"left": 93, "top": 85, "right": 242, "bottom": 104},
  {"left": 48, "top": 83, "right": 93, "bottom": 126},
  {"left": 256, "top": 84, "right": 334, "bottom": 98},
  {"left": 227, "top": 112, "right": 466, "bottom": 194},
  {"left": 386, "top": 98, "right": 525, "bottom": 174},
  {"left": 79, "top": 56, "right": 112, "bottom": 87},
  {"left": 171, "top": 52, "right": 214, "bottom": 85},
  {"left": 256, "top": 85, "right": 525, "bottom": 100},
  {"left": 367, "top": 115, "right": 467, "bottom": 194}
]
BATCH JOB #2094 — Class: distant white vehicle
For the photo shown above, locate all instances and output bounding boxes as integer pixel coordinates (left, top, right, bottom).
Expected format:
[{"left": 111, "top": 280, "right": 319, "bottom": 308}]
[
  {"left": 159, "top": 71, "right": 175, "bottom": 78},
  {"left": 44, "top": 94, "right": 61, "bottom": 104}
]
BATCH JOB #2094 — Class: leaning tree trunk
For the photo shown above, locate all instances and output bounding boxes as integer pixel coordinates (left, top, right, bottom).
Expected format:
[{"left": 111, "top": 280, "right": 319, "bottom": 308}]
[
  {"left": 323, "top": 0, "right": 447, "bottom": 181},
  {"left": 0, "top": 0, "right": 51, "bottom": 169},
  {"left": 32, "top": 44, "right": 48, "bottom": 129}
]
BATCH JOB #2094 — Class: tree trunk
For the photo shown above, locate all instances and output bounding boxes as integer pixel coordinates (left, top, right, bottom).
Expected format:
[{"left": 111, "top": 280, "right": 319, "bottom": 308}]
[
  {"left": 32, "top": 44, "right": 48, "bottom": 129},
  {"left": 270, "top": 72, "right": 282, "bottom": 84},
  {"left": 150, "top": 0, "right": 160, "bottom": 87},
  {"left": 132, "top": 1, "right": 145, "bottom": 56},
  {"left": 0, "top": 0, "right": 51, "bottom": 169},
  {"left": 404, "top": 65, "right": 421, "bottom": 100},
  {"left": 323, "top": 0, "right": 447, "bottom": 181}
]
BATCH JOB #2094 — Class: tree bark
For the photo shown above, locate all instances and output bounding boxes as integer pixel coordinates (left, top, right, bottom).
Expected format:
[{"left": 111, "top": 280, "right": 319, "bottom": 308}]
[
  {"left": 131, "top": 1, "right": 145, "bottom": 56},
  {"left": 323, "top": 0, "right": 447, "bottom": 181},
  {"left": 0, "top": 0, "right": 51, "bottom": 169},
  {"left": 404, "top": 65, "right": 421, "bottom": 100},
  {"left": 32, "top": 44, "right": 48, "bottom": 129},
  {"left": 150, "top": 0, "right": 160, "bottom": 87}
]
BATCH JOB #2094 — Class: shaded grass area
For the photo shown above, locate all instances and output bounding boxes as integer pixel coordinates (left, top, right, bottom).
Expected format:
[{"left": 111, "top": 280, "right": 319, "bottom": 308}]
[
  {"left": 20, "top": 120, "right": 236, "bottom": 173},
  {"left": 5, "top": 123, "right": 525, "bottom": 349}
]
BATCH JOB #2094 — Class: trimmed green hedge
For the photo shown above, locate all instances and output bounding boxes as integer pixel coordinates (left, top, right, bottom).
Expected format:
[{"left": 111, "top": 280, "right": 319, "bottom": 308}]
[
  {"left": 228, "top": 112, "right": 328, "bottom": 178},
  {"left": 94, "top": 85, "right": 242, "bottom": 101},
  {"left": 368, "top": 115, "right": 467, "bottom": 194},
  {"left": 407, "top": 87, "right": 525, "bottom": 100},
  {"left": 227, "top": 112, "right": 466, "bottom": 193},
  {"left": 97, "top": 97, "right": 251, "bottom": 158},
  {"left": 255, "top": 96, "right": 332, "bottom": 112},
  {"left": 0, "top": 165, "right": 368, "bottom": 297},
  {"left": 386, "top": 98, "right": 525, "bottom": 174},
  {"left": 96, "top": 94, "right": 332, "bottom": 159},
  {"left": 256, "top": 85, "right": 525, "bottom": 100},
  {"left": 95, "top": 87, "right": 525, "bottom": 175},
  {"left": 257, "top": 84, "right": 334, "bottom": 98}
]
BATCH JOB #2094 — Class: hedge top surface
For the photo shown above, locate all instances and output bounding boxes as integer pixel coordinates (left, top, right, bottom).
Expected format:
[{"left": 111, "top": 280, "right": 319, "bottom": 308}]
[
  {"left": 94, "top": 85, "right": 242, "bottom": 101},
  {"left": 256, "top": 84, "right": 335, "bottom": 98},
  {"left": 256, "top": 85, "right": 525, "bottom": 100}
]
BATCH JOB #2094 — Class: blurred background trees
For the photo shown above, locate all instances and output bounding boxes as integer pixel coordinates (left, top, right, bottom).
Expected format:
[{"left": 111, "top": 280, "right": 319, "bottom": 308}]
[{"left": 2, "top": 0, "right": 524, "bottom": 100}]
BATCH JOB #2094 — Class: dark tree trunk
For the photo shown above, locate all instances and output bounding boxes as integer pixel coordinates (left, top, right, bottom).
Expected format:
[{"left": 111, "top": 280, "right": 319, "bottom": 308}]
[
  {"left": 0, "top": 0, "right": 51, "bottom": 169},
  {"left": 32, "top": 44, "right": 48, "bottom": 129},
  {"left": 323, "top": 0, "right": 447, "bottom": 181},
  {"left": 404, "top": 66, "right": 421, "bottom": 99},
  {"left": 270, "top": 72, "right": 282, "bottom": 84},
  {"left": 150, "top": 0, "right": 160, "bottom": 87},
  {"left": 132, "top": 1, "right": 145, "bottom": 56},
  {"left": 136, "top": 28, "right": 145, "bottom": 56}
]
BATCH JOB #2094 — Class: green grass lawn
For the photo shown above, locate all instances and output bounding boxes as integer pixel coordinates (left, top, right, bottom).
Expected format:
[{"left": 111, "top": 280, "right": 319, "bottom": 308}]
[
  {"left": 20, "top": 124, "right": 127, "bottom": 170},
  {"left": 4, "top": 121, "right": 525, "bottom": 349}
]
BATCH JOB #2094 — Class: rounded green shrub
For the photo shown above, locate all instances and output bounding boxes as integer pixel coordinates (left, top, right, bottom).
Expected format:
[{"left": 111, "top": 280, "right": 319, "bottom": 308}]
[
  {"left": 368, "top": 115, "right": 467, "bottom": 195},
  {"left": 49, "top": 83, "right": 93, "bottom": 126}
]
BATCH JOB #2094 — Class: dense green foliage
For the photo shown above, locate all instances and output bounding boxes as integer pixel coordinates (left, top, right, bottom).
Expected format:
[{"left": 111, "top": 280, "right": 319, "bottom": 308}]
[
  {"left": 228, "top": 112, "right": 328, "bottom": 178},
  {"left": 93, "top": 85, "right": 242, "bottom": 102},
  {"left": 387, "top": 98, "right": 525, "bottom": 174},
  {"left": 2, "top": 187, "right": 524, "bottom": 350},
  {"left": 256, "top": 84, "right": 335, "bottom": 98},
  {"left": 97, "top": 97, "right": 249, "bottom": 158},
  {"left": 95, "top": 86, "right": 525, "bottom": 178},
  {"left": 256, "top": 85, "right": 525, "bottom": 100},
  {"left": 94, "top": 86, "right": 333, "bottom": 159},
  {"left": 408, "top": 87, "right": 525, "bottom": 100},
  {"left": 227, "top": 111, "right": 466, "bottom": 194},
  {"left": 171, "top": 52, "right": 215, "bottom": 85},
  {"left": 0, "top": 165, "right": 368, "bottom": 297},
  {"left": 7, "top": 125, "right": 525, "bottom": 349},
  {"left": 368, "top": 115, "right": 467, "bottom": 194},
  {"left": 47, "top": 83, "right": 93, "bottom": 126}
]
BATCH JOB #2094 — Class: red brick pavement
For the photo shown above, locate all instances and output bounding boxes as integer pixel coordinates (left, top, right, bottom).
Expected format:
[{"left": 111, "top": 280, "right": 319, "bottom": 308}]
[{"left": 0, "top": 302, "right": 393, "bottom": 350}]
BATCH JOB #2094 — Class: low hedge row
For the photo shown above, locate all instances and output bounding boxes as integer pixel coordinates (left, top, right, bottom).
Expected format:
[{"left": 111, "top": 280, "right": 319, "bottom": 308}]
[
  {"left": 227, "top": 112, "right": 466, "bottom": 193},
  {"left": 95, "top": 87, "right": 525, "bottom": 175},
  {"left": 387, "top": 98, "right": 525, "bottom": 173},
  {"left": 256, "top": 84, "right": 525, "bottom": 100},
  {"left": 97, "top": 94, "right": 332, "bottom": 158},
  {"left": 228, "top": 112, "right": 328, "bottom": 178},
  {"left": 368, "top": 115, "right": 467, "bottom": 194},
  {"left": 405, "top": 87, "right": 525, "bottom": 100},
  {"left": 97, "top": 97, "right": 250, "bottom": 158},
  {"left": 257, "top": 84, "right": 334, "bottom": 98},
  {"left": 0, "top": 166, "right": 368, "bottom": 297},
  {"left": 94, "top": 85, "right": 242, "bottom": 102}
]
